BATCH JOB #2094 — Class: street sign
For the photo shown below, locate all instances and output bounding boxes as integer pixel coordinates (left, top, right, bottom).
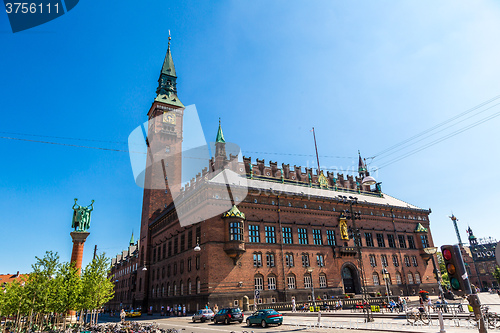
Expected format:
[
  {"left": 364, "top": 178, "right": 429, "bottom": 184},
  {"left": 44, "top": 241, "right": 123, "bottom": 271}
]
[{"left": 254, "top": 290, "right": 260, "bottom": 299}]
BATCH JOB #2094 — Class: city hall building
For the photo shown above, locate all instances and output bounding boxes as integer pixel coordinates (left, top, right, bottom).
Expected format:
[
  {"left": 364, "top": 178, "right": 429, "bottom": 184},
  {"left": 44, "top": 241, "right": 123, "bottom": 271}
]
[{"left": 108, "top": 41, "right": 439, "bottom": 312}]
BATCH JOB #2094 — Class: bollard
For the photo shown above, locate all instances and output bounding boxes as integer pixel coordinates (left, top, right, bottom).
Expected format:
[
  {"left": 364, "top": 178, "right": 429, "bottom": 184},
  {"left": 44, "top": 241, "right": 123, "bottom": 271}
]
[
  {"left": 438, "top": 311, "right": 446, "bottom": 333},
  {"left": 318, "top": 310, "right": 321, "bottom": 324}
]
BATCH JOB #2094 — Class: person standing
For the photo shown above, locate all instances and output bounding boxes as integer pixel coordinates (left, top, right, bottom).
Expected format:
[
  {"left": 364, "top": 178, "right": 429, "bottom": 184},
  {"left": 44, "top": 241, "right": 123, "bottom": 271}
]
[
  {"left": 292, "top": 298, "right": 296, "bottom": 312},
  {"left": 426, "top": 298, "right": 432, "bottom": 313},
  {"left": 182, "top": 305, "right": 186, "bottom": 316},
  {"left": 120, "top": 309, "right": 126, "bottom": 323}
]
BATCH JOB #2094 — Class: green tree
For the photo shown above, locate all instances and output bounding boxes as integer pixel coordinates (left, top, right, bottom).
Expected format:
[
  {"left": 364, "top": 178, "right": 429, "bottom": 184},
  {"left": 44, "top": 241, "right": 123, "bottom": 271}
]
[
  {"left": 437, "top": 252, "right": 450, "bottom": 287},
  {"left": 493, "top": 266, "right": 500, "bottom": 285},
  {"left": 79, "top": 253, "right": 114, "bottom": 324}
]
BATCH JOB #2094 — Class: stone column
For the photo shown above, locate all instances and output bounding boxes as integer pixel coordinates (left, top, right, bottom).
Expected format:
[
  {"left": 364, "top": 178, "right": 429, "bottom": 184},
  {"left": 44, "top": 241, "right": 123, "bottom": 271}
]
[{"left": 70, "top": 231, "right": 90, "bottom": 274}]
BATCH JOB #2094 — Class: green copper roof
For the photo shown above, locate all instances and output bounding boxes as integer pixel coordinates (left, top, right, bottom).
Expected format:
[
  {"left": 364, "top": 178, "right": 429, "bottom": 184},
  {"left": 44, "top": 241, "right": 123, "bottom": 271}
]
[
  {"left": 130, "top": 232, "right": 135, "bottom": 246},
  {"left": 154, "top": 93, "right": 185, "bottom": 107},
  {"left": 161, "top": 45, "right": 176, "bottom": 77},
  {"left": 222, "top": 205, "right": 245, "bottom": 219},
  {"left": 415, "top": 223, "right": 428, "bottom": 233},
  {"left": 216, "top": 119, "right": 225, "bottom": 143}
]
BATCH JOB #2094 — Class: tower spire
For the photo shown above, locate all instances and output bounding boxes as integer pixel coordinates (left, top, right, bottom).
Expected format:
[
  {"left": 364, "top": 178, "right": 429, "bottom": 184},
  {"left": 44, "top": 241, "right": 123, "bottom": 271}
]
[
  {"left": 130, "top": 232, "right": 135, "bottom": 246},
  {"left": 358, "top": 150, "right": 368, "bottom": 177},
  {"left": 155, "top": 31, "right": 184, "bottom": 107},
  {"left": 216, "top": 118, "right": 225, "bottom": 143}
]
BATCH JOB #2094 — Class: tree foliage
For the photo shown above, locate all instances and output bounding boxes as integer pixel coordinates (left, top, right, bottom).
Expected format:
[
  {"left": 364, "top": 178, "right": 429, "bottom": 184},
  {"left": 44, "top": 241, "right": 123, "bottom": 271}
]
[
  {"left": 493, "top": 266, "right": 500, "bottom": 284},
  {"left": 0, "top": 250, "right": 114, "bottom": 328}
]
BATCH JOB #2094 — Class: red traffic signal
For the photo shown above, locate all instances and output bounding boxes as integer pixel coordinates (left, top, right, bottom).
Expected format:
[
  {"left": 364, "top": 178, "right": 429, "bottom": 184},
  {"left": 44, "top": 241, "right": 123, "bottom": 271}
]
[{"left": 440, "top": 245, "right": 472, "bottom": 295}]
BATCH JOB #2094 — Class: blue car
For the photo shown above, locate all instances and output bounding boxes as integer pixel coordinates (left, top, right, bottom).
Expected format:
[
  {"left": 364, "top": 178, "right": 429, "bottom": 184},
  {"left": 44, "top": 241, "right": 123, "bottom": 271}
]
[{"left": 246, "top": 309, "right": 283, "bottom": 327}]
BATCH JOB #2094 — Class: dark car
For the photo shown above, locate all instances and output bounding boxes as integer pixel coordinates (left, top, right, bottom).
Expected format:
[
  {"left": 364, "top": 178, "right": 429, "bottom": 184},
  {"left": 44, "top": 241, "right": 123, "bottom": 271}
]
[
  {"left": 213, "top": 307, "right": 244, "bottom": 324},
  {"left": 246, "top": 309, "right": 283, "bottom": 327}
]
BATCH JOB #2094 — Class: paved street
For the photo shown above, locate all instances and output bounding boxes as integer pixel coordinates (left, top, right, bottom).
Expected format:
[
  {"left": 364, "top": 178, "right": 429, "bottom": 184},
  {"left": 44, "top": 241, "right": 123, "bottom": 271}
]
[{"left": 102, "top": 293, "right": 500, "bottom": 333}]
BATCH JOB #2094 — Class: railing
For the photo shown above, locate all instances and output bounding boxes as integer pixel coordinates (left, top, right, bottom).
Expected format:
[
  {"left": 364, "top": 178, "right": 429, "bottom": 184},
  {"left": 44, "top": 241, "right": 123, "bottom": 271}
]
[{"left": 256, "top": 296, "right": 401, "bottom": 311}]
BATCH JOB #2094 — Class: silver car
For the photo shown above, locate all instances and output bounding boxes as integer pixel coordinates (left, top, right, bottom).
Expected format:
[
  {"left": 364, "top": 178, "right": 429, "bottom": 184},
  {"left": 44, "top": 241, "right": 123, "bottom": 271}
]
[{"left": 192, "top": 309, "right": 215, "bottom": 322}]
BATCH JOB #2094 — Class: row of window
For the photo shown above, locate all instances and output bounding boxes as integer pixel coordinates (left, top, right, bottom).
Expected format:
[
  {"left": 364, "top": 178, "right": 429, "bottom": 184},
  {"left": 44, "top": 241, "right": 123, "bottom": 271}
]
[
  {"left": 151, "top": 256, "right": 200, "bottom": 282},
  {"left": 151, "top": 227, "right": 201, "bottom": 263},
  {"left": 254, "top": 273, "right": 328, "bottom": 290},
  {"left": 368, "top": 254, "right": 419, "bottom": 268},
  {"left": 372, "top": 271, "right": 421, "bottom": 285},
  {"left": 253, "top": 252, "right": 325, "bottom": 268},
  {"left": 151, "top": 277, "right": 201, "bottom": 298},
  {"left": 233, "top": 225, "right": 429, "bottom": 250}
]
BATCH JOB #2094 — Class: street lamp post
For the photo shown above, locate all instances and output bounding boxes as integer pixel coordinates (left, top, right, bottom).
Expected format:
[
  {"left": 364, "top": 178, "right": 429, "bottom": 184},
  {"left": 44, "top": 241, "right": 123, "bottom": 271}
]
[
  {"left": 338, "top": 195, "right": 373, "bottom": 322},
  {"left": 381, "top": 268, "right": 391, "bottom": 303},
  {"left": 423, "top": 247, "right": 444, "bottom": 300},
  {"left": 307, "top": 267, "right": 316, "bottom": 309}
]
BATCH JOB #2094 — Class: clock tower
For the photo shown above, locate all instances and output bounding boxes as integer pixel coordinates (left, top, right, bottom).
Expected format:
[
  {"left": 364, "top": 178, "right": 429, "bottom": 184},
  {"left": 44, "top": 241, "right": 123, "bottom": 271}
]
[{"left": 137, "top": 35, "right": 184, "bottom": 307}]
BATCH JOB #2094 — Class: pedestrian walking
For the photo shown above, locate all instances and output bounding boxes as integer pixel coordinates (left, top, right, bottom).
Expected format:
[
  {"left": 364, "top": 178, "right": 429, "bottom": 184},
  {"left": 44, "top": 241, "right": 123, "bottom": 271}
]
[
  {"left": 292, "top": 298, "right": 296, "bottom": 312},
  {"left": 426, "top": 298, "right": 432, "bottom": 313},
  {"left": 182, "top": 305, "right": 186, "bottom": 316}
]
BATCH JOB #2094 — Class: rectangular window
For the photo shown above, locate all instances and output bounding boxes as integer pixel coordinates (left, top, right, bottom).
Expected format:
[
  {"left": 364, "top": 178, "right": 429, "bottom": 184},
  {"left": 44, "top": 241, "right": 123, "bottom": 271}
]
[
  {"left": 187, "top": 258, "right": 192, "bottom": 272},
  {"left": 229, "top": 221, "right": 243, "bottom": 241},
  {"left": 298, "top": 228, "right": 308, "bottom": 245},
  {"left": 376, "top": 233, "right": 385, "bottom": 247},
  {"left": 373, "top": 273, "right": 380, "bottom": 286},
  {"left": 266, "top": 253, "right": 275, "bottom": 267},
  {"left": 398, "top": 235, "right": 407, "bottom": 248},
  {"left": 381, "top": 254, "right": 388, "bottom": 267},
  {"left": 162, "top": 243, "right": 166, "bottom": 259},
  {"left": 254, "top": 276, "right": 263, "bottom": 290},
  {"left": 180, "top": 234, "right": 185, "bottom": 252},
  {"left": 265, "top": 226, "right": 276, "bottom": 244},
  {"left": 369, "top": 254, "right": 377, "bottom": 267},
  {"left": 316, "top": 254, "right": 324, "bottom": 267},
  {"left": 188, "top": 230, "right": 193, "bottom": 249},
  {"left": 412, "top": 255, "right": 418, "bottom": 267},
  {"left": 268, "top": 276, "right": 276, "bottom": 290},
  {"left": 168, "top": 241, "right": 172, "bottom": 257},
  {"left": 153, "top": 248, "right": 157, "bottom": 263},
  {"left": 285, "top": 253, "right": 294, "bottom": 267},
  {"left": 387, "top": 234, "right": 396, "bottom": 248},
  {"left": 287, "top": 276, "right": 296, "bottom": 289},
  {"left": 365, "top": 232, "right": 374, "bottom": 247},
  {"left": 304, "top": 275, "right": 312, "bottom": 288},
  {"left": 283, "top": 227, "right": 293, "bottom": 244},
  {"left": 407, "top": 235, "right": 416, "bottom": 249},
  {"left": 421, "top": 234, "right": 430, "bottom": 248},
  {"left": 313, "top": 229, "right": 323, "bottom": 245},
  {"left": 174, "top": 237, "right": 178, "bottom": 255},
  {"left": 326, "top": 230, "right": 336, "bottom": 246},
  {"left": 392, "top": 255, "right": 399, "bottom": 267},
  {"left": 319, "top": 275, "right": 327, "bottom": 288},
  {"left": 196, "top": 226, "right": 201, "bottom": 244},
  {"left": 354, "top": 235, "right": 362, "bottom": 247},
  {"left": 196, "top": 255, "right": 200, "bottom": 270},
  {"left": 253, "top": 253, "right": 262, "bottom": 267},
  {"left": 302, "top": 254, "right": 310, "bottom": 267},
  {"left": 249, "top": 225, "right": 260, "bottom": 243}
]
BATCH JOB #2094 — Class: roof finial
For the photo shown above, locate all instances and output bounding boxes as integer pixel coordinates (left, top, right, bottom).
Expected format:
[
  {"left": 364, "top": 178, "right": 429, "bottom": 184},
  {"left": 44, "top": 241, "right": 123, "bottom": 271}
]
[{"left": 168, "top": 30, "right": 171, "bottom": 49}]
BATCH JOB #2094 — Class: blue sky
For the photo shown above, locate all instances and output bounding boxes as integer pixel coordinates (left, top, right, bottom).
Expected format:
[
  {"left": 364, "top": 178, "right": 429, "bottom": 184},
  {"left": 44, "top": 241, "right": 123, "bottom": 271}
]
[{"left": 1, "top": 1, "right": 500, "bottom": 274}]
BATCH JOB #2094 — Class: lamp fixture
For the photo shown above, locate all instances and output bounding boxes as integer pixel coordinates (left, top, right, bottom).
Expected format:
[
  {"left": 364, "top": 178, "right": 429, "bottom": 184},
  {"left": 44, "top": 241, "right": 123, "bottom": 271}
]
[{"left": 362, "top": 176, "right": 377, "bottom": 186}]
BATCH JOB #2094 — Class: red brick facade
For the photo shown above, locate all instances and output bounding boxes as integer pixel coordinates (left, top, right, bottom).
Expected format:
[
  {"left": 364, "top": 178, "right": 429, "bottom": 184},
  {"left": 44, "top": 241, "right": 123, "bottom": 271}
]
[{"left": 108, "top": 44, "right": 440, "bottom": 313}]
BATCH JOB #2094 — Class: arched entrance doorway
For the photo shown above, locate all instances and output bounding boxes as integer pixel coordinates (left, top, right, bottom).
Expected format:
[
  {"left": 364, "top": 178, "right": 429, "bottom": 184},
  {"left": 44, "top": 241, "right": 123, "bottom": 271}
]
[{"left": 341, "top": 264, "right": 360, "bottom": 294}]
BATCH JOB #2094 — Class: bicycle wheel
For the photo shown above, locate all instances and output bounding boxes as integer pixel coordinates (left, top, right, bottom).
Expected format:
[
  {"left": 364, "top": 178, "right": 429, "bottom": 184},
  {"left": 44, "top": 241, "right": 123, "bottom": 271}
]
[
  {"left": 421, "top": 312, "right": 430, "bottom": 325},
  {"left": 407, "top": 312, "right": 417, "bottom": 324}
]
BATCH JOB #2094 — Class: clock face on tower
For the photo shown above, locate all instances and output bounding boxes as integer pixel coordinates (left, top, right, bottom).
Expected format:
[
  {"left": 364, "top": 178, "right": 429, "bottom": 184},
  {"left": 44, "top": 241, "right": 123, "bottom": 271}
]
[{"left": 163, "top": 111, "right": 176, "bottom": 125}]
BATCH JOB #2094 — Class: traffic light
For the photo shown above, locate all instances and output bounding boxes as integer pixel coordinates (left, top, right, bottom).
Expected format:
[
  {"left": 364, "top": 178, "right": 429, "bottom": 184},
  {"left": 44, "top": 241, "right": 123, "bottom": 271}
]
[{"left": 440, "top": 244, "right": 472, "bottom": 295}]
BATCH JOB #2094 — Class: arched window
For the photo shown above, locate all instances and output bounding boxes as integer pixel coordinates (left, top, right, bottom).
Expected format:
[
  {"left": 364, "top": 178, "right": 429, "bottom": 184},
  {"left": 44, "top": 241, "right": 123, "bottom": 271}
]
[
  {"left": 187, "top": 279, "right": 192, "bottom": 295},
  {"left": 180, "top": 280, "right": 184, "bottom": 295},
  {"left": 161, "top": 283, "right": 164, "bottom": 297},
  {"left": 408, "top": 272, "right": 414, "bottom": 284},
  {"left": 196, "top": 277, "right": 201, "bottom": 294},
  {"left": 287, "top": 274, "right": 296, "bottom": 289},
  {"left": 415, "top": 272, "right": 421, "bottom": 284},
  {"left": 254, "top": 274, "right": 264, "bottom": 290},
  {"left": 319, "top": 273, "right": 327, "bottom": 288},
  {"left": 268, "top": 274, "right": 276, "bottom": 290},
  {"left": 396, "top": 271, "right": 402, "bottom": 285},
  {"left": 372, "top": 272, "right": 380, "bottom": 286},
  {"left": 167, "top": 283, "right": 171, "bottom": 296},
  {"left": 173, "top": 282, "right": 177, "bottom": 296}
]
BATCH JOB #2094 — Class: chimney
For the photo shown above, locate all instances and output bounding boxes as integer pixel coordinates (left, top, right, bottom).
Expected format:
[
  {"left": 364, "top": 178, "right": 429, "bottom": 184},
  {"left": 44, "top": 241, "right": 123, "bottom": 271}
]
[{"left": 16, "top": 271, "right": 19, "bottom": 277}]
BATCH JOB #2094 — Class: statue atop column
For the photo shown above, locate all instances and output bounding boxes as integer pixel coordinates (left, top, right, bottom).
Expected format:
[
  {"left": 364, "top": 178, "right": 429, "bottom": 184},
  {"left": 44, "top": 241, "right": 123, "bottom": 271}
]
[{"left": 72, "top": 198, "right": 94, "bottom": 232}]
